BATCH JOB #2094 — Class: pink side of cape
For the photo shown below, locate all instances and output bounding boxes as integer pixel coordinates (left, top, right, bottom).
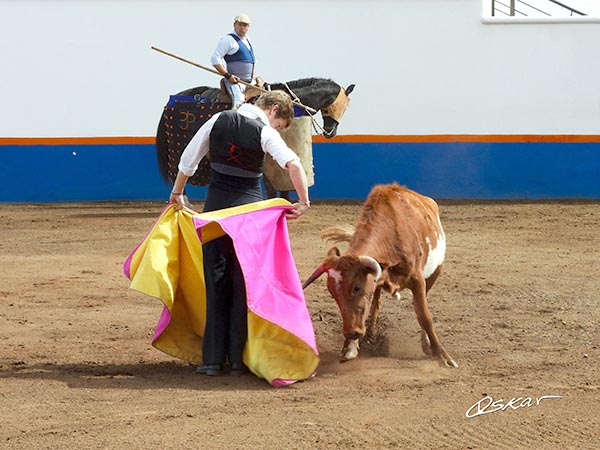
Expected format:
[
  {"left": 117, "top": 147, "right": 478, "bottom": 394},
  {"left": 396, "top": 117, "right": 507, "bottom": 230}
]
[
  {"left": 123, "top": 206, "right": 174, "bottom": 344},
  {"left": 193, "top": 206, "right": 318, "bottom": 354},
  {"left": 152, "top": 306, "right": 172, "bottom": 343}
]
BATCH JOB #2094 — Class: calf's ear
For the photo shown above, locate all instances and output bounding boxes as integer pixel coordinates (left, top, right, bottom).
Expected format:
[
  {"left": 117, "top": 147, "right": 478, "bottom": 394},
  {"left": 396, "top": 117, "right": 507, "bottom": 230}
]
[
  {"left": 327, "top": 246, "right": 341, "bottom": 257},
  {"left": 345, "top": 84, "right": 355, "bottom": 96}
]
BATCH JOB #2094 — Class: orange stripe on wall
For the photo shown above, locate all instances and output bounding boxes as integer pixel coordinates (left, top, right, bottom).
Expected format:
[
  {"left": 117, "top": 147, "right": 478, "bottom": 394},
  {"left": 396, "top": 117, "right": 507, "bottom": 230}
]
[
  {"left": 312, "top": 134, "right": 600, "bottom": 143},
  {"left": 0, "top": 137, "right": 155, "bottom": 146},
  {"left": 2, "top": 135, "right": 600, "bottom": 146}
]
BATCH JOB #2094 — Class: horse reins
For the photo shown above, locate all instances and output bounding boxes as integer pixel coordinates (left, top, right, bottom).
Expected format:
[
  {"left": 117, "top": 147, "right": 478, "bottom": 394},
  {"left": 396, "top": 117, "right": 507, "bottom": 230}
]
[{"left": 282, "top": 82, "right": 331, "bottom": 137}]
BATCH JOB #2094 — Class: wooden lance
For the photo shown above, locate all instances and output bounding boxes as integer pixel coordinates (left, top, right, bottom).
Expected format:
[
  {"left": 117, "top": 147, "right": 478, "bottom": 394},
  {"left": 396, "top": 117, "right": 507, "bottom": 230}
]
[{"left": 151, "top": 46, "right": 317, "bottom": 114}]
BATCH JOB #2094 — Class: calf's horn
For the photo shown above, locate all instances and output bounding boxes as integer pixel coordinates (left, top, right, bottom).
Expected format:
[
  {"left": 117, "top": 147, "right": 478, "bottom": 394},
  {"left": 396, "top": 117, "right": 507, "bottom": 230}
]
[
  {"left": 358, "top": 256, "right": 382, "bottom": 282},
  {"left": 302, "top": 263, "right": 328, "bottom": 289}
]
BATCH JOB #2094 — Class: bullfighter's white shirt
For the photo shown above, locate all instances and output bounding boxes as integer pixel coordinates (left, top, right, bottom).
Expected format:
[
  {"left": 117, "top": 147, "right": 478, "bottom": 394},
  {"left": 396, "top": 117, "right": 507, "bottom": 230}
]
[{"left": 178, "top": 103, "right": 299, "bottom": 177}]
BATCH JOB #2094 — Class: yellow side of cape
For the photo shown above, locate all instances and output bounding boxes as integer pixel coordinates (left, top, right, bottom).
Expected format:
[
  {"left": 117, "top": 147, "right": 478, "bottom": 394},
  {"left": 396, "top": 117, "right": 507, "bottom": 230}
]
[{"left": 126, "top": 200, "right": 319, "bottom": 384}]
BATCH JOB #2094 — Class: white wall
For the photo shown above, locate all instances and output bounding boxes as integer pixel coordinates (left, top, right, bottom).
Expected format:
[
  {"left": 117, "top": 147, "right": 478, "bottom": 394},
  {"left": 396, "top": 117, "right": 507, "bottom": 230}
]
[{"left": 2, "top": 0, "right": 599, "bottom": 137}]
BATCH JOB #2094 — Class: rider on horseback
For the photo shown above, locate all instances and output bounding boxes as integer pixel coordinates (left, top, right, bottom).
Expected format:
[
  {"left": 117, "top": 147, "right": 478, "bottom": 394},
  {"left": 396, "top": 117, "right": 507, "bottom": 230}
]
[{"left": 211, "top": 14, "right": 257, "bottom": 109}]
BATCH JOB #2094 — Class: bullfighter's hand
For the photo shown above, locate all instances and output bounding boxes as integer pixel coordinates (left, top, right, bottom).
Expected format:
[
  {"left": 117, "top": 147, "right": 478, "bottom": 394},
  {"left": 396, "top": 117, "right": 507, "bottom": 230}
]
[
  {"left": 285, "top": 202, "right": 310, "bottom": 220},
  {"left": 169, "top": 193, "right": 187, "bottom": 211},
  {"left": 229, "top": 75, "right": 240, "bottom": 84}
]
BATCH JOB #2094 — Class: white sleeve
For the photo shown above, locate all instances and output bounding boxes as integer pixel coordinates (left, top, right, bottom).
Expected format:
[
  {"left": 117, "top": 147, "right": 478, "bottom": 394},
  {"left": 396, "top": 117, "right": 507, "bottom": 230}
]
[
  {"left": 178, "top": 113, "right": 221, "bottom": 176},
  {"left": 210, "top": 35, "right": 239, "bottom": 66},
  {"left": 260, "top": 126, "right": 301, "bottom": 169}
]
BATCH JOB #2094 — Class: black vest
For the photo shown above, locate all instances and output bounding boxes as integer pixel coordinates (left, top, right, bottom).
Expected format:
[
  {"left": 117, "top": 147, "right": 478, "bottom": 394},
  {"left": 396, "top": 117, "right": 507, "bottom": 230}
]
[{"left": 209, "top": 111, "right": 265, "bottom": 178}]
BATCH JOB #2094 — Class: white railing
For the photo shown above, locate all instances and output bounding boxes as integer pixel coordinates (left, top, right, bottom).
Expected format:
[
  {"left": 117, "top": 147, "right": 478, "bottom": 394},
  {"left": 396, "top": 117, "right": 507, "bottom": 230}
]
[{"left": 490, "top": 0, "right": 586, "bottom": 17}]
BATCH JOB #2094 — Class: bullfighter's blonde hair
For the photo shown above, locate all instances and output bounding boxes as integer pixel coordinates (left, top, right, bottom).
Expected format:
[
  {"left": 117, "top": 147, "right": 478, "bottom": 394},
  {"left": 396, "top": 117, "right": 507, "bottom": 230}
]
[{"left": 255, "top": 90, "right": 294, "bottom": 128}]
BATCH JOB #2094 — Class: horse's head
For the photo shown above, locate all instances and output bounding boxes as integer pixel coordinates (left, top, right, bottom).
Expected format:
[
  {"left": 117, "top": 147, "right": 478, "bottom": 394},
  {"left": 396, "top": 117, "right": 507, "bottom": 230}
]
[
  {"left": 320, "top": 83, "right": 355, "bottom": 138},
  {"left": 269, "top": 78, "right": 355, "bottom": 139}
]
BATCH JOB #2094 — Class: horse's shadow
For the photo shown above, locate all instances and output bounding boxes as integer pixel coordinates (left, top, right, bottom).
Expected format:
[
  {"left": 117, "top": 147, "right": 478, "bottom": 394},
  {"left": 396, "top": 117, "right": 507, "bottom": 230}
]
[{"left": 0, "top": 361, "right": 272, "bottom": 392}]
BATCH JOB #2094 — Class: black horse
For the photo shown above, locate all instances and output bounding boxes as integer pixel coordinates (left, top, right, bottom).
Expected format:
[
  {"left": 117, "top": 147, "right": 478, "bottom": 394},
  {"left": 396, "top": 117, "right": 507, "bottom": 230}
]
[{"left": 156, "top": 77, "right": 355, "bottom": 197}]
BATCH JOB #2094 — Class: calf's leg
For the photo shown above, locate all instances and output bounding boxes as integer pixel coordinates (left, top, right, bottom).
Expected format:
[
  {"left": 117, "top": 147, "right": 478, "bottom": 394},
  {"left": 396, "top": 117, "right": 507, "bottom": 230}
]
[
  {"left": 421, "top": 266, "right": 442, "bottom": 355},
  {"left": 410, "top": 277, "right": 458, "bottom": 368},
  {"left": 365, "top": 287, "right": 383, "bottom": 341},
  {"left": 425, "top": 265, "right": 442, "bottom": 293}
]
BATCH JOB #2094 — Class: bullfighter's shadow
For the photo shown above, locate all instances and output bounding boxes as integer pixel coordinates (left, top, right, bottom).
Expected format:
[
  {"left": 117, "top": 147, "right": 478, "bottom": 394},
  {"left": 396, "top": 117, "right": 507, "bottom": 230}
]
[{"left": 0, "top": 361, "right": 272, "bottom": 392}]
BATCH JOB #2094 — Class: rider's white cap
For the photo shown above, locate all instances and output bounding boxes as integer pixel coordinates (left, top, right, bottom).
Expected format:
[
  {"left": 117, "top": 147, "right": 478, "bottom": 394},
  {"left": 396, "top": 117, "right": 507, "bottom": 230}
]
[{"left": 234, "top": 14, "right": 251, "bottom": 24}]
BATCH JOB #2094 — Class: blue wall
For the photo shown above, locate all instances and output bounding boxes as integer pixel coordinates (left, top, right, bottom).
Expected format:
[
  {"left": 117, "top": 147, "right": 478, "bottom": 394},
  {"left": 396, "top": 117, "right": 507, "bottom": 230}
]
[
  {"left": 1, "top": 141, "right": 599, "bottom": 202},
  {"left": 311, "top": 142, "right": 600, "bottom": 200}
]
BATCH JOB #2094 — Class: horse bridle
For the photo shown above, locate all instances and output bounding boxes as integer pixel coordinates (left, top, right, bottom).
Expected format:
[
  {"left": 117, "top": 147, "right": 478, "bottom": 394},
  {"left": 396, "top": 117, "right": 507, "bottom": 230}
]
[
  {"left": 282, "top": 82, "right": 338, "bottom": 137},
  {"left": 320, "top": 90, "right": 350, "bottom": 123}
]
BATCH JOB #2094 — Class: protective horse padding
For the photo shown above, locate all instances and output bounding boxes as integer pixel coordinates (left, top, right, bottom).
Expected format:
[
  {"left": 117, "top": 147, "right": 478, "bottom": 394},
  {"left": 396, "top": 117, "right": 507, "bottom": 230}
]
[
  {"left": 263, "top": 116, "right": 315, "bottom": 191},
  {"left": 162, "top": 99, "right": 231, "bottom": 186}
]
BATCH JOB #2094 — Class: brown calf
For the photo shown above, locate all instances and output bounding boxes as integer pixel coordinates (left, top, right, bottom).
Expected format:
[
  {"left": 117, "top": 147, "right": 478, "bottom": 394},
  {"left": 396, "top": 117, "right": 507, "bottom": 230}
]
[{"left": 303, "top": 183, "right": 457, "bottom": 368}]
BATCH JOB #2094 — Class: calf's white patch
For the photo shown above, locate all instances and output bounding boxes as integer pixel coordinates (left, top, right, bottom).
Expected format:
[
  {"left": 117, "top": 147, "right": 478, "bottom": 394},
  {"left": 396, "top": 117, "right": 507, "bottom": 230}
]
[{"left": 422, "top": 217, "right": 446, "bottom": 279}]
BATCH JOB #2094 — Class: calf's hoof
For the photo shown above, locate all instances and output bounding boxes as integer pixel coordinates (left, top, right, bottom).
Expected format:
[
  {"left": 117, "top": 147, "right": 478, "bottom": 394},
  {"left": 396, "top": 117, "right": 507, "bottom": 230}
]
[
  {"left": 438, "top": 354, "right": 459, "bottom": 368},
  {"left": 340, "top": 339, "right": 360, "bottom": 362}
]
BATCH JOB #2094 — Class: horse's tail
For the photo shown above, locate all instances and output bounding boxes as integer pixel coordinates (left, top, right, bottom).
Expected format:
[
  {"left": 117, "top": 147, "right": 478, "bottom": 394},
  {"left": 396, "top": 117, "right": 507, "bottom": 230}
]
[{"left": 155, "top": 107, "right": 173, "bottom": 185}]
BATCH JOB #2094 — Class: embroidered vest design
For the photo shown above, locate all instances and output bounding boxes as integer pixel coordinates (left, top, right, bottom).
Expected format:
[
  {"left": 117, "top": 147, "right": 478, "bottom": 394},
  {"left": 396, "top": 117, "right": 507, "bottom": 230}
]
[{"left": 209, "top": 111, "right": 265, "bottom": 178}]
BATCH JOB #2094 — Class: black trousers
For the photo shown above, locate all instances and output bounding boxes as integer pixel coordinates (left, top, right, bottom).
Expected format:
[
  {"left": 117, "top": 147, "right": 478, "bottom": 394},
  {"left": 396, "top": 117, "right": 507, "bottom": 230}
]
[
  {"left": 202, "top": 235, "right": 248, "bottom": 366},
  {"left": 201, "top": 169, "right": 263, "bottom": 366}
]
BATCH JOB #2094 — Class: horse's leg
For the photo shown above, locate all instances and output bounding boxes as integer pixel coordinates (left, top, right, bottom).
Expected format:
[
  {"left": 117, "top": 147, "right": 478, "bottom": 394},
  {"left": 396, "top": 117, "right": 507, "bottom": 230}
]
[
  {"left": 182, "top": 194, "right": 194, "bottom": 210},
  {"left": 263, "top": 177, "right": 277, "bottom": 199}
]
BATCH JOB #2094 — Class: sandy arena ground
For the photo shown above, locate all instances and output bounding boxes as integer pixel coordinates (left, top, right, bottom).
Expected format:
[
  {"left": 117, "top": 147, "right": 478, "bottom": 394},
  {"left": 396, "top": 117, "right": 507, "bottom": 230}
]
[{"left": 0, "top": 199, "right": 598, "bottom": 449}]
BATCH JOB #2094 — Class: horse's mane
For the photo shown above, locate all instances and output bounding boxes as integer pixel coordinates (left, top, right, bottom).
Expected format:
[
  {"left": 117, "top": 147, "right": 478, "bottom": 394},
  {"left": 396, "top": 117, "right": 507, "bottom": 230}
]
[
  {"left": 269, "top": 78, "right": 340, "bottom": 111},
  {"left": 270, "top": 77, "right": 335, "bottom": 90}
]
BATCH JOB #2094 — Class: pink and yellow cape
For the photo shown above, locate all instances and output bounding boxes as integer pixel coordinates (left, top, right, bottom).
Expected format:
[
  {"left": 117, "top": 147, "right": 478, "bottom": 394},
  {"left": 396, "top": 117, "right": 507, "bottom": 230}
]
[{"left": 123, "top": 199, "right": 319, "bottom": 386}]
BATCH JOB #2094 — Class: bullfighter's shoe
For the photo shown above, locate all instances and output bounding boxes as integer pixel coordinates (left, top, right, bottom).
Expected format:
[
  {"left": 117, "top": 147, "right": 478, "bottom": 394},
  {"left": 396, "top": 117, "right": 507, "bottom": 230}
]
[{"left": 195, "top": 363, "right": 225, "bottom": 376}]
